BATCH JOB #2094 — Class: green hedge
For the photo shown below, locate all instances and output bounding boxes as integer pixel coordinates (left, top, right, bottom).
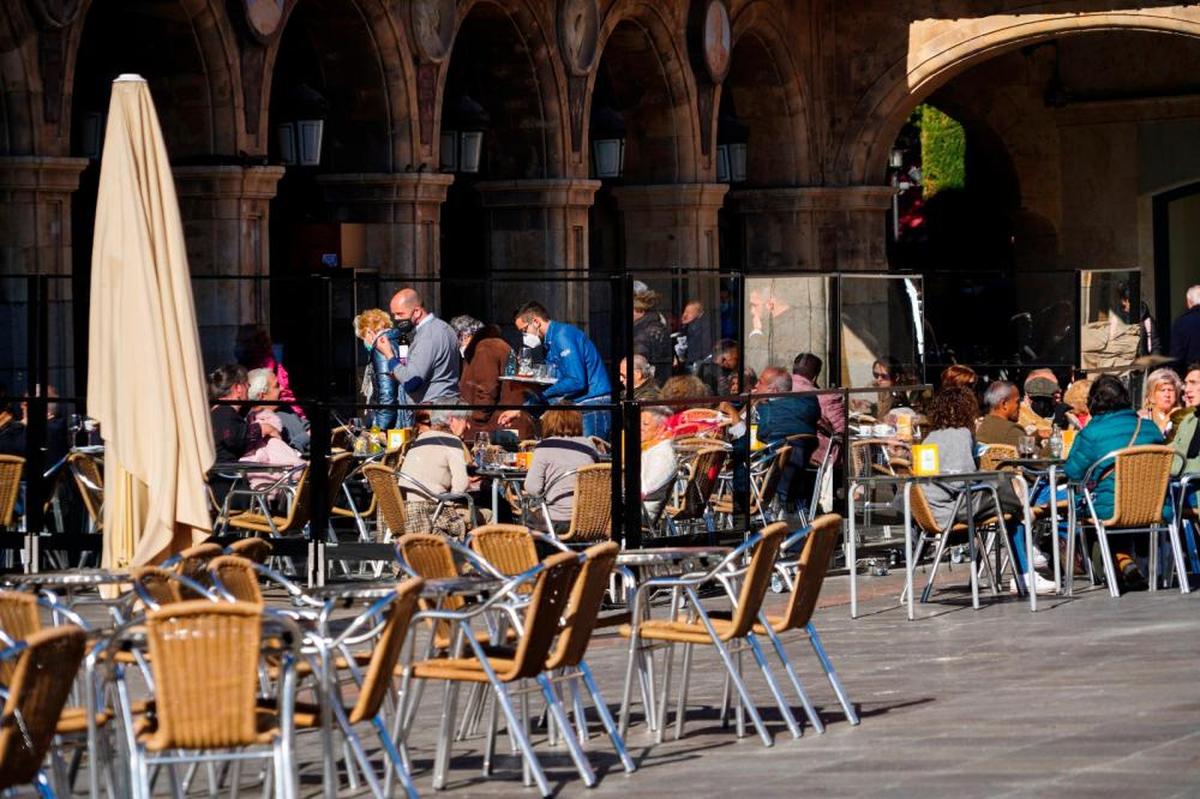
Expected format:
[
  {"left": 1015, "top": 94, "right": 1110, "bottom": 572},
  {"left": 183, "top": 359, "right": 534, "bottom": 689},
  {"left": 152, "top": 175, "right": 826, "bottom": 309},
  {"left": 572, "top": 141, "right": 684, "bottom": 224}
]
[{"left": 919, "top": 106, "right": 965, "bottom": 196}]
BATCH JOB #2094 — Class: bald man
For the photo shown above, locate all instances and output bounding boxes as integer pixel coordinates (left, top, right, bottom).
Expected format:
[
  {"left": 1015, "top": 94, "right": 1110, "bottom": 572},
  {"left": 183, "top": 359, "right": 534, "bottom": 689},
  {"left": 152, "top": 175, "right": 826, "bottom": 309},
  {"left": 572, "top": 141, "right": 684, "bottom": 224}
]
[{"left": 377, "top": 288, "right": 460, "bottom": 404}]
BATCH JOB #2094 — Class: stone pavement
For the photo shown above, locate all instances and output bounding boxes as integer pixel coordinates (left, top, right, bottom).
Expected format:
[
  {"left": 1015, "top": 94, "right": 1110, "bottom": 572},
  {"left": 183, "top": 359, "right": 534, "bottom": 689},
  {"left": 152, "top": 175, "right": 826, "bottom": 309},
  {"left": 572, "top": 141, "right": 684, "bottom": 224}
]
[{"left": 295, "top": 572, "right": 1200, "bottom": 798}]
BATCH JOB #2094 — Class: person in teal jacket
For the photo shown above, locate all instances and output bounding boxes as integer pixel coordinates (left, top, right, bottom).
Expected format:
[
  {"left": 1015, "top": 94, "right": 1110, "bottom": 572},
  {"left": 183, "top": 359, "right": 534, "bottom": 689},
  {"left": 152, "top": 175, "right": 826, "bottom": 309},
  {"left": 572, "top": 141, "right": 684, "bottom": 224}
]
[{"left": 1064, "top": 375, "right": 1164, "bottom": 590}]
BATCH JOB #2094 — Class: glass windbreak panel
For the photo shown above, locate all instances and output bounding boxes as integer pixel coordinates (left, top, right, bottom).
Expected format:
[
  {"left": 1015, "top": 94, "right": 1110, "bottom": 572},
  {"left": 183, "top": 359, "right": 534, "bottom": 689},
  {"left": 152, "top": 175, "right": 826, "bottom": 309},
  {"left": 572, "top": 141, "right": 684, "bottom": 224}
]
[
  {"left": 839, "top": 275, "right": 924, "bottom": 389},
  {"left": 743, "top": 276, "right": 832, "bottom": 391},
  {"left": 1012, "top": 271, "right": 1077, "bottom": 371},
  {"left": 627, "top": 270, "right": 726, "bottom": 396},
  {"left": 0, "top": 277, "right": 29, "bottom": 393},
  {"left": 1079, "top": 269, "right": 1143, "bottom": 371}
]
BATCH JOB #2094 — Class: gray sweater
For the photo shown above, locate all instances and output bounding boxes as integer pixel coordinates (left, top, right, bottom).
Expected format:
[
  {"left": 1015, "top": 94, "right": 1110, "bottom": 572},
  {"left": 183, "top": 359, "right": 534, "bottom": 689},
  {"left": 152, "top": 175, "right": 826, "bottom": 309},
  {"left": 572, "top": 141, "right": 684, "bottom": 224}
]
[
  {"left": 393, "top": 315, "right": 461, "bottom": 403},
  {"left": 523, "top": 437, "right": 600, "bottom": 523},
  {"left": 920, "top": 427, "right": 979, "bottom": 528}
]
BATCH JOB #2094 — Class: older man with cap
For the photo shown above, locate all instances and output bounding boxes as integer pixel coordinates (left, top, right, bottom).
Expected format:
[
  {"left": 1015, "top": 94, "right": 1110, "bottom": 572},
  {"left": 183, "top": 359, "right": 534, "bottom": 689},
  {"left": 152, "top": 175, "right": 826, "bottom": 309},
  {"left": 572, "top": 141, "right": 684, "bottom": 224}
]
[
  {"left": 619, "top": 354, "right": 661, "bottom": 401},
  {"left": 377, "top": 288, "right": 461, "bottom": 404},
  {"left": 1018, "top": 369, "right": 1062, "bottom": 434}
]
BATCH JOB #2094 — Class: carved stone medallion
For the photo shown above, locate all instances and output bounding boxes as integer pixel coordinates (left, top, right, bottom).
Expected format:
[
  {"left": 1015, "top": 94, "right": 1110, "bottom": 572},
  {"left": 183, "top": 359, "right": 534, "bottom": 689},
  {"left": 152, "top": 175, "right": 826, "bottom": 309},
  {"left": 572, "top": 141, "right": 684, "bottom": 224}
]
[
  {"left": 558, "top": 0, "right": 598, "bottom": 76},
  {"left": 411, "top": 0, "right": 456, "bottom": 63},
  {"left": 702, "top": 0, "right": 731, "bottom": 84},
  {"left": 242, "top": 0, "right": 284, "bottom": 41}
]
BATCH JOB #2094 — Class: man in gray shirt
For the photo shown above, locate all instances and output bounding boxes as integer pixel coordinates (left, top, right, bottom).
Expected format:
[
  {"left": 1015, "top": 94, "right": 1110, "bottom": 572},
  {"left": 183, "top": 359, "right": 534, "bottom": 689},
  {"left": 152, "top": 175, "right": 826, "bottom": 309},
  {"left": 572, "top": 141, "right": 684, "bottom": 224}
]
[{"left": 379, "top": 288, "right": 461, "bottom": 403}]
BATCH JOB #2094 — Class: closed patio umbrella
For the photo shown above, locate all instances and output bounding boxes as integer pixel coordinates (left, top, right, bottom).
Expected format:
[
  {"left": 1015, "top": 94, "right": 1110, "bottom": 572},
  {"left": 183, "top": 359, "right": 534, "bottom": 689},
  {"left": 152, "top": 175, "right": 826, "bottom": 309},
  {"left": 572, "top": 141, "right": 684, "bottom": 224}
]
[{"left": 89, "top": 75, "right": 214, "bottom": 569}]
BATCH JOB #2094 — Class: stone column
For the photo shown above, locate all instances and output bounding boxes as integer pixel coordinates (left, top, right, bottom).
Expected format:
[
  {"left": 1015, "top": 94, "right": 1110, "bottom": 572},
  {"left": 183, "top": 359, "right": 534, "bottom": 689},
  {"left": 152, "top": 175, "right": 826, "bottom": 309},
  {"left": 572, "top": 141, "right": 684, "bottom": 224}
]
[
  {"left": 173, "top": 165, "right": 284, "bottom": 364},
  {"left": 728, "top": 186, "right": 894, "bottom": 271},
  {"left": 318, "top": 172, "right": 455, "bottom": 297},
  {"left": 610, "top": 183, "right": 729, "bottom": 271},
  {"left": 0, "top": 156, "right": 88, "bottom": 393},
  {"left": 475, "top": 178, "right": 600, "bottom": 327}
]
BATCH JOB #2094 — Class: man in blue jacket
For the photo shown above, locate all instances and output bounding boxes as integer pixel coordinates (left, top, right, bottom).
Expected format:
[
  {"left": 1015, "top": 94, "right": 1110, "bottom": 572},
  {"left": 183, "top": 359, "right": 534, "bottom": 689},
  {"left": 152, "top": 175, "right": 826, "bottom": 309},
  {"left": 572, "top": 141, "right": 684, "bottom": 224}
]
[
  {"left": 499, "top": 301, "right": 613, "bottom": 440},
  {"left": 1170, "top": 285, "right": 1200, "bottom": 373},
  {"left": 754, "top": 367, "right": 820, "bottom": 514}
]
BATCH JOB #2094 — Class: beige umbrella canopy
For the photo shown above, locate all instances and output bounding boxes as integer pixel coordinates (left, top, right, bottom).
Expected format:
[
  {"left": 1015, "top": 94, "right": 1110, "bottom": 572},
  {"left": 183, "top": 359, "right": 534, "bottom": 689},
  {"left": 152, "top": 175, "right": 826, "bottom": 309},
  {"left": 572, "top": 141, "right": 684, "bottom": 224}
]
[{"left": 89, "top": 75, "right": 214, "bottom": 568}]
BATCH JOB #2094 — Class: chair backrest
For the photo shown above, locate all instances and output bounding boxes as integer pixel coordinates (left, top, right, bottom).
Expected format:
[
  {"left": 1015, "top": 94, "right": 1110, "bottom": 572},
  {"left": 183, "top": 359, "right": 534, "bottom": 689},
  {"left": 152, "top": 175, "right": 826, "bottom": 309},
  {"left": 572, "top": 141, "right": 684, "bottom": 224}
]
[
  {"left": 396, "top": 533, "right": 466, "bottom": 620},
  {"left": 67, "top": 452, "right": 104, "bottom": 526},
  {"left": 502, "top": 551, "right": 581, "bottom": 681},
  {"left": 979, "top": 443, "right": 1018, "bottom": 472},
  {"left": 143, "top": 601, "right": 265, "bottom": 750},
  {"left": 672, "top": 446, "right": 727, "bottom": 521},
  {"left": 0, "top": 625, "right": 86, "bottom": 790},
  {"left": 545, "top": 543, "right": 617, "bottom": 670},
  {"left": 0, "top": 456, "right": 23, "bottom": 528},
  {"left": 1108, "top": 444, "right": 1175, "bottom": 527},
  {"left": 226, "top": 537, "right": 272, "bottom": 564},
  {"left": 209, "top": 555, "right": 263, "bottom": 605},
  {"left": 726, "top": 523, "right": 787, "bottom": 639},
  {"left": 562, "top": 464, "right": 612, "bottom": 543},
  {"left": 757, "top": 445, "right": 793, "bottom": 509},
  {"left": 325, "top": 452, "right": 356, "bottom": 512},
  {"left": 364, "top": 464, "right": 410, "bottom": 539},
  {"left": 907, "top": 484, "right": 944, "bottom": 534},
  {"left": 331, "top": 425, "right": 355, "bottom": 452},
  {"left": 131, "top": 566, "right": 183, "bottom": 609},
  {"left": 275, "top": 462, "right": 313, "bottom": 533},
  {"left": 777, "top": 514, "right": 841, "bottom": 630},
  {"left": 468, "top": 524, "right": 539, "bottom": 580},
  {"left": 0, "top": 592, "right": 40, "bottom": 684},
  {"left": 174, "top": 542, "right": 224, "bottom": 599},
  {"left": 348, "top": 578, "right": 423, "bottom": 724}
]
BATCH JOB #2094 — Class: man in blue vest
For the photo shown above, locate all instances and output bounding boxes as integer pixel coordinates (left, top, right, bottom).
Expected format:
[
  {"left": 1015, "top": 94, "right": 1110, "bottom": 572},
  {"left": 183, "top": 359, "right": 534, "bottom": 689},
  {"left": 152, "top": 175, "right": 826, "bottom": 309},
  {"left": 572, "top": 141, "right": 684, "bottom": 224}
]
[{"left": 498, "top": 300, "right": 613, "bottom": 440}]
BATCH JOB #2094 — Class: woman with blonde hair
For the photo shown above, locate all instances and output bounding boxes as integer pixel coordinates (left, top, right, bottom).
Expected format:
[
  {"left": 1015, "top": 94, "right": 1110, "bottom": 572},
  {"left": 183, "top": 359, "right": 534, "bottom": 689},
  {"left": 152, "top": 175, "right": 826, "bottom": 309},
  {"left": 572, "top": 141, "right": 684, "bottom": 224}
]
[
  {"left": 352, "top": 308, "right": 405, "bottom": 429},
  {"left": 1063, "top": 378, "right": 1092, "bottom": 429},
  {"left": 1140, "top": 368, "right": 1184, "bottom": 434}
]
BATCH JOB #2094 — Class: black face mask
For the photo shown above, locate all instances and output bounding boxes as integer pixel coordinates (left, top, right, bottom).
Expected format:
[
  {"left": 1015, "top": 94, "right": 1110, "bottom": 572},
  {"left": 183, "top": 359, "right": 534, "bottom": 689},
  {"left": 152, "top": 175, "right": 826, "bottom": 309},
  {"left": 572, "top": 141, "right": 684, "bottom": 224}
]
[{"left": 393, "top": 317, "right": 414, "bottom": 336}]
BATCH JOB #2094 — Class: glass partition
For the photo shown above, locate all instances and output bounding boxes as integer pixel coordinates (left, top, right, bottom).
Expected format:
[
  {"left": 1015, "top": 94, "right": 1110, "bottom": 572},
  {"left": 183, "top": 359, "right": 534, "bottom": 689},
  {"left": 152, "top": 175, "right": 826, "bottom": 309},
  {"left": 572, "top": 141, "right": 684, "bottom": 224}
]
[
  {"left": 741, "top": 275, "right": 833, "bottom": 389},
  {"left": 839, "top": 274, "right": 924, "bottom": 389},
  {"left": 1079, "top": 268, "right": 1143, "bottom": 371}
]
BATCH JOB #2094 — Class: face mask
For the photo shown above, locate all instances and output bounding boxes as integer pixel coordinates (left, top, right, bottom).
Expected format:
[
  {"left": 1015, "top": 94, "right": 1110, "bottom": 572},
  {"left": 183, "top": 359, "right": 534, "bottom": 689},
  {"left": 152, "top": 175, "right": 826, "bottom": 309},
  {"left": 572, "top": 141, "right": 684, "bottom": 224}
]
[
  {"left": 522, "top": 332, "right": 542, "bottom": 349},
  {"left": 459, "top": 345, "right": 467, "bottom": 358},
  {"left": 393, "top": 317, "right": 414, "bottom": 336}
]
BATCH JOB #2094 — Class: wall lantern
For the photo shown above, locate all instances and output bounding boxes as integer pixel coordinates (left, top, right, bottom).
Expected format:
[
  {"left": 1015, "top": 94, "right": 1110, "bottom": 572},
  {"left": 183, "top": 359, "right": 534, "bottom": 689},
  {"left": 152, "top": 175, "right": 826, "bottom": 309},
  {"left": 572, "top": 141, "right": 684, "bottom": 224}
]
[
  {"left": 590, "top": 103, "right": 626, "bottom": 179},
  {"left": 440, "top": 94, "right": 490, "bottom": 174},
  {"left": 717, "top": 110, "right": 749, "bottom": 183},
  {"left": 275, "top": 83, "right": 328, "bottom": 167},
  {"left": 889, "top": 147, "right": 905, "bottom": 170}
]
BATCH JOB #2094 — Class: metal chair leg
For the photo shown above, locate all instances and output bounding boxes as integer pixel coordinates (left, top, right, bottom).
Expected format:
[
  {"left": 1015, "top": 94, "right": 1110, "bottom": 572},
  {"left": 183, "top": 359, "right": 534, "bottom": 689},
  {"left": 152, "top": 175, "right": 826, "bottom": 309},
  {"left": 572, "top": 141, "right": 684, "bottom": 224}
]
[
  {"left": 746, "top": 634, "right": 802, "bottom": 739},
  {"left": 536, "top": 674, "right": 596, "bottom": 787},
  {"left": 579, "top": 661, "right": 636, "bottom": 773},
  {"left": 762, "top": 624, "right": 824, "bottom": 734},
  {"left": 808, "top": 625, "right": 859, "bottom": 725}
]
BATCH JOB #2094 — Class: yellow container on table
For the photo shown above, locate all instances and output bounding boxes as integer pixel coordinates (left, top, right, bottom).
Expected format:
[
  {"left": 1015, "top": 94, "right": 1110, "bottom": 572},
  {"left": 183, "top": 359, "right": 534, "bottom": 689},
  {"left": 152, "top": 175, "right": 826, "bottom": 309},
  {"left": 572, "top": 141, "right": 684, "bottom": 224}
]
[
  {"left": 1061, "top": 428, "right": 1076, "bottom": 457},
  {"left": 911, "top": 443, "right": 940, "bottom": 476},
  {"left": 749, "top": 424, "right": 767, "bottom": 452},
  {"left": 387, "top": 428, "right": 412, "bottom": 450}
]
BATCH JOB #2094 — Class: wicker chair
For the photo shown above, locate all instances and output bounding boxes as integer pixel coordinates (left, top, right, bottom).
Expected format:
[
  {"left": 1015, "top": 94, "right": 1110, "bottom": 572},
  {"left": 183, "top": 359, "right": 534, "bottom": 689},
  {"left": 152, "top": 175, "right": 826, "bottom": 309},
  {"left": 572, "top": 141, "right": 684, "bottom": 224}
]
[
  {"left": 363, "top": 464, "right": 422, "bottom": 541},
  {"left": 226, "top": 537, "right": 273, "bottom": 564},
  {"left": 169, "top": 542, "right": 224, "bottom": 600},
  {"left": 664, "top": 445, "right": 726, "bottom": 535},
  {"left": 291, "top": 578, "right": 423, "bottom": 799},
  {"left": 67, "top": 452, "right": 104, "bottom": 534},
  {"left": 762, "top": 514, "right": 859, "bottom": 728},
  {"left": 130, "top": 566, "right": 216, "bottom": 610},
  {"left": 526, "top": 463, "right": 612, "bottom": 545},
  {"left": 0, "top": 625, "right": 87, "bottom": 797},
  {"left": 1081, "top": 445, "right": 1188, "bottom": 597},
  {"left": 394, "top": 533, "right": 505, "bottom": 652},
  {"left": 712, "top": 445, "right": 791, "bottom": 528},
  {"left": 226, "top": 452, "right": 354, "bottom": 538},
  {"left": 333, "top": 448, "right": 404, "bottom": 541},
  {"left": 0, "top": 455, "right": 23, "bottom": 531},
  {"left": 979, "top": 443, "right": 1019, "bottom": 472},
  {"left": 398, "top": 551, "right": 588, "bottom": 795},
  {"left": 116, "top": 601, "right": 300, "bottom": 799},
  {"left": 618, "top": 524, "right": 796, "bottom": 746},
  {"left": 0, "top": 591, "right": 40, "bottom": 683}
]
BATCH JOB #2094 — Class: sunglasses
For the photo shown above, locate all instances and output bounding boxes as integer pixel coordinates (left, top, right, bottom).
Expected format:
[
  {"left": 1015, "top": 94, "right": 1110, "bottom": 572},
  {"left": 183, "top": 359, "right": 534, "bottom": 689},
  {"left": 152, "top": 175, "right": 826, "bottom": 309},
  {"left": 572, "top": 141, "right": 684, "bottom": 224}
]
[{"left": 872, "top": 371, "right": 891, "bottom": 380}]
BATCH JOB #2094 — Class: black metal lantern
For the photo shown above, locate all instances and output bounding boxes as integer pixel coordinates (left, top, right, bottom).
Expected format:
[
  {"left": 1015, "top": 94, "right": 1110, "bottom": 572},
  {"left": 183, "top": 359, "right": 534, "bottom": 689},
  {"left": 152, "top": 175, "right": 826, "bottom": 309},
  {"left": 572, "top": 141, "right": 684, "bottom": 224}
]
[
  {"left": 275, "top": 83, "right": 328, "bottom": 166},
  {"left": 441, "top": 94, "right": 490, "bottom": 174},
  {"left": 717, "top": 110, "right": 749, "bottom": 183},
  {"left": 590, "top": 103, "right": 626, "bottom": 179}
]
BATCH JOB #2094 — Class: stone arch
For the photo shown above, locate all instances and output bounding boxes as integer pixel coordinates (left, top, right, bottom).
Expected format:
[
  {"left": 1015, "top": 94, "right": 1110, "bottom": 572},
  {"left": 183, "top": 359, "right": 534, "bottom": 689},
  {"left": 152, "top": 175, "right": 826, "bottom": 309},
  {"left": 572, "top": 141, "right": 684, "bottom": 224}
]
[
  {"left": 65, "top": 0, "right": 241, "bottom": 157},
  {"left": 262, "top": 0, "right": 416, "bottom": 172},
  {"left": 838, "top": 7, "right": 1200, "bottom": 185},
  {"left": 589, "top": 2, "right": 699, "bottom": 183},
  {"left": 0, "top": 4, "right": 44, "bottom": 155},
  {"left": 725, "top": 0, "right": 812, "bottom": 185},
  {"left": 436, "top": 0, "right": 568, "bottom": 178}
]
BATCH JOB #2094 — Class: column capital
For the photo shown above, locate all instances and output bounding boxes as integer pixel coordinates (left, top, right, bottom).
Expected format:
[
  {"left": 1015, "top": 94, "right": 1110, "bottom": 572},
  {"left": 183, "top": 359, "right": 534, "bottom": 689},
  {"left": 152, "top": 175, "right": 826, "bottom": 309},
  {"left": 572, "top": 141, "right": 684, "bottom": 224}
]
[
  {"left": 0, "top": 156, "right": 89, "bottom": 193},
  {"left": 317, "top": 172, "right": 455, "bottom": 206},
  {"left": 610, "top": 183, "right": 729, "bottom": 211},
  {"left": 474, "top": 178, "right": 601, "bottom": 209},
  {"left": 728, "top": 185, "right": 894, "bottom": 212},
  {"left": 173, "top": 165, "right": 285, "bottom": 200}
]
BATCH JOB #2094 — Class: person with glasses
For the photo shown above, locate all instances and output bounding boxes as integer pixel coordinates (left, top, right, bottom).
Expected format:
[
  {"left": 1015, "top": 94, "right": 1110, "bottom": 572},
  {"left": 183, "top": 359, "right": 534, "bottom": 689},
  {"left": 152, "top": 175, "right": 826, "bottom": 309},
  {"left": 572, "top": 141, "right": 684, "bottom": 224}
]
[{"left": 499, "top": 300, "right": 613, "bottom": 440}]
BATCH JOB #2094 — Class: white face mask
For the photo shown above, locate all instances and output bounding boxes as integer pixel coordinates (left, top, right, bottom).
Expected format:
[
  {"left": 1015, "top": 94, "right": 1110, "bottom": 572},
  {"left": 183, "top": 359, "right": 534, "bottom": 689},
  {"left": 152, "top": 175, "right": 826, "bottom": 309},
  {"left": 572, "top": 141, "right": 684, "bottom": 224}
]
[
  {"left": 522, "top": 332, "right": 542, "bottom": 349},
  {"left": 459, "top": 345, "right": 467, "bottom": 358}
]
